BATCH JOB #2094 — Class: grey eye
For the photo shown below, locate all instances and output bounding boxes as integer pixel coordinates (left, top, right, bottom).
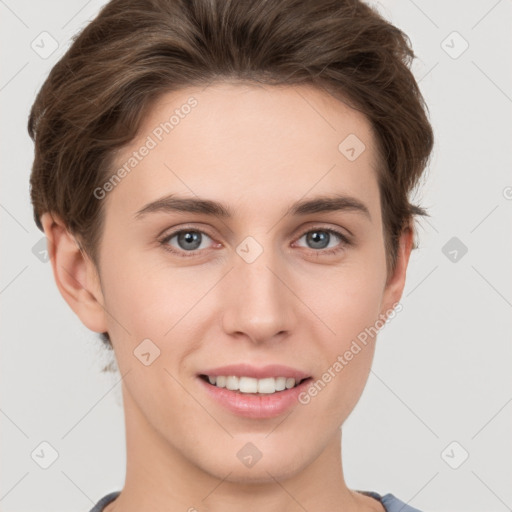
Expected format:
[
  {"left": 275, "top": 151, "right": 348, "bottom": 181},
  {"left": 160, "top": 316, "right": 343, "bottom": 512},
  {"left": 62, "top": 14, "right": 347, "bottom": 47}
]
[
  {"left": 165, "top": 230, "right": 213, "bottom": 251},
  {"left": 305, "top": 230, "right": 331, "bottom": 249}
]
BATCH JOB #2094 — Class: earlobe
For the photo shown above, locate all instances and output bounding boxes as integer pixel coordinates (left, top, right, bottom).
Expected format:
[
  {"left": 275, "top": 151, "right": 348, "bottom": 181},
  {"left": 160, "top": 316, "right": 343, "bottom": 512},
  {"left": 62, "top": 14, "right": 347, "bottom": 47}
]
[
  {"left": 380, "top": 226, "right": 414, "bottom": 317},
  {"left": 40, "top": 212, "right": 108, "bottom": 334}
]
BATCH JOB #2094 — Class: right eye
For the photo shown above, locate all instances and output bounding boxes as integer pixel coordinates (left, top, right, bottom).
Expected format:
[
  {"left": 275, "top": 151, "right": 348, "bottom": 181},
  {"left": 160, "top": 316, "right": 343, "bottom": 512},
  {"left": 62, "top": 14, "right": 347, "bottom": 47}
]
[{"left": 159, "top": 229, "right": 218, "bottom": 257}]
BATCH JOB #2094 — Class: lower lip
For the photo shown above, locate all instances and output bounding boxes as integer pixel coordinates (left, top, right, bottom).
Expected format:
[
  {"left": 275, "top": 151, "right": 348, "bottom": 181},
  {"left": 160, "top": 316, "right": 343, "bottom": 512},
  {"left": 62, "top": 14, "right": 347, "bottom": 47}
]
[{"left": 197, "top": 376, "right": 313, "bottom": 419}]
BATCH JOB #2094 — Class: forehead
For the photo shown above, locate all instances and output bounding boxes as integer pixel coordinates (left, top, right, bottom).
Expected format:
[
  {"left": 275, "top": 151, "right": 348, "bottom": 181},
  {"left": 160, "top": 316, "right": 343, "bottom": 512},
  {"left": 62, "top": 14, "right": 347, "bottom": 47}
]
[{"left": 105, "top": 82, "right": 380, "bottom": 221}]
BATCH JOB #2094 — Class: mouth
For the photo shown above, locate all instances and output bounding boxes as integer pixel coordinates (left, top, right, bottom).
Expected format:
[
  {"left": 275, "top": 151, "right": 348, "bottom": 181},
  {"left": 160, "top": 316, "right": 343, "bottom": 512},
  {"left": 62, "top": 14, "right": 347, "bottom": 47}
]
[
  {"left": 198, "top": 374, "right": 312, "bottom": 395},
  {"left": 196, "top": 369, "right": 314, "bottom": 419},
  {"left": 195, "top": 363, "right": 314, "bottom": 418}
]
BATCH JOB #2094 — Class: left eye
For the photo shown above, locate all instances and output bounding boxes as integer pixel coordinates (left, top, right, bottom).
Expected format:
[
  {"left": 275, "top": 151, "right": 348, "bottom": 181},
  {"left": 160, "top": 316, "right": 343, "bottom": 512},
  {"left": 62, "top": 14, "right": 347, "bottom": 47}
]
[{"left": 294, "top": 228, "right": 348, "bottom": 251}]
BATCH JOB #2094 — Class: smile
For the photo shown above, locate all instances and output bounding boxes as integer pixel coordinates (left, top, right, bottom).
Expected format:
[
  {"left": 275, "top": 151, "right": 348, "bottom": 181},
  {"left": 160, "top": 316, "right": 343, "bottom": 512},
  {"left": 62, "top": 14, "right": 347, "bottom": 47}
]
[{"left": 200, "top": 374, "right": 309, "bottom": 394}]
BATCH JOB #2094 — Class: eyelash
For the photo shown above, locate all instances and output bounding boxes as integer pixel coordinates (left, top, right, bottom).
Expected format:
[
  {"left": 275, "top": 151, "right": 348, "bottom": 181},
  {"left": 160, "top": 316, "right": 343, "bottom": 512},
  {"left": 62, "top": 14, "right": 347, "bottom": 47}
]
[{"left": 158, "top": 226, "right": 352, "bottom": 258}]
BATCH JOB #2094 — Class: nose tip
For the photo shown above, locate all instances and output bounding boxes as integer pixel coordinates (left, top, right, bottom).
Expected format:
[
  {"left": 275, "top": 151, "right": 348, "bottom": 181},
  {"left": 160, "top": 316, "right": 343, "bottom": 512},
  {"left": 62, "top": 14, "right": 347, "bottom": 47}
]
[{"left": 220, "top": 257, "right": 295, "bottom": 345}]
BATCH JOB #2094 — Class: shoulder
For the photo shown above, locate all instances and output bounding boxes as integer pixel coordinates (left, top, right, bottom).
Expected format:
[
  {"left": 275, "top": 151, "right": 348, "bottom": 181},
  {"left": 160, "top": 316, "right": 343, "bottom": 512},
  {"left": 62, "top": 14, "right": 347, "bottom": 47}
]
[
  {"left": 360, "top": 490, "right": 425, "bottom": 512},
  {"left": 88, "top": 491, "right": 121, "bottom": 512}
]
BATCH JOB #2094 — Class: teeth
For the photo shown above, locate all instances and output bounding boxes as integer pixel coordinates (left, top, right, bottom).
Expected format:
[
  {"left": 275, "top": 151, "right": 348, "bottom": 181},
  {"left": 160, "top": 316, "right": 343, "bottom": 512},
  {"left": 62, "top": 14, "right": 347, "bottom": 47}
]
[
  {"left": 226, "top": 375, "right": 239, "bottom": 391},
  {"left": 205, "top": 375, "right": 303, "bottom": 394}
]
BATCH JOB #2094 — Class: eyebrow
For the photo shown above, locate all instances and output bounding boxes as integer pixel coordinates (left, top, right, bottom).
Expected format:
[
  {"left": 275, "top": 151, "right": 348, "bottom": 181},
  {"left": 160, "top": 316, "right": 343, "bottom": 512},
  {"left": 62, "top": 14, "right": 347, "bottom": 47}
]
[{"left": 134, "top": 193, "right": 371, "bottom": 221}]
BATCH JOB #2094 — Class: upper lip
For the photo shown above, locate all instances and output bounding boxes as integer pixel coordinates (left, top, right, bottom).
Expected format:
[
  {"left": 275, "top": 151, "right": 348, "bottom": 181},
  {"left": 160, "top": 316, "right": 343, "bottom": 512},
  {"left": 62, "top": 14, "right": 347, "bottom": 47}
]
[{"left": 199, "top": 364, "right": 311, "bottom": 381}]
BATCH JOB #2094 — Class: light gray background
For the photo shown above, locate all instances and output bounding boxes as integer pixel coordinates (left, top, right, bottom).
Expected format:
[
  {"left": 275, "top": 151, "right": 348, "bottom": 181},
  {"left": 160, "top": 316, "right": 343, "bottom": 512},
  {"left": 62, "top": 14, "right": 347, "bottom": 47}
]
[{"left": 1, "top": 1, "right": 511, "bottom": 511}]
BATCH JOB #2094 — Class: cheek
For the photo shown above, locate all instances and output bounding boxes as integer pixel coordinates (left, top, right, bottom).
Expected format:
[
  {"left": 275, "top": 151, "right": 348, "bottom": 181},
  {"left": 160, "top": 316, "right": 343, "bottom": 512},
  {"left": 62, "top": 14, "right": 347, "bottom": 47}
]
[
  {"left": 310, "top": 256, "right": 386, "bottom": 339},
  {"left": 299, "top": 253, "right": 386, "bottom": 415},
  {"left": 100, "top": 254, "right": 213, "bottom": 375},
  {"left": 100, "top": 247, "right": 182, "bottom": 322},
  {"left": 97, "top": 249, "right": 168, "bottom": 353},
  {"left": 99, "top": 263, "right": 201, "bottom": 422}
]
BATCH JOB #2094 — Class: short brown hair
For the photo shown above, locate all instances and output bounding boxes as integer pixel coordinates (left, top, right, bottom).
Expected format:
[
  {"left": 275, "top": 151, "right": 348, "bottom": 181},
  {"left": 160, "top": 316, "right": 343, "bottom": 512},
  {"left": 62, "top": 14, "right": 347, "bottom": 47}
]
[{"left": 28, "top": 0, "right": 433, "bottom": 350}]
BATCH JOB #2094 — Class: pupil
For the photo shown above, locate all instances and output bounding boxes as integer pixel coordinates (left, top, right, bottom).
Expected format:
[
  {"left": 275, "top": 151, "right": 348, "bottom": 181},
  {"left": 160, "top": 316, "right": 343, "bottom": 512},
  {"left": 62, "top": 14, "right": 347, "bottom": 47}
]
[
  {"left": 179, "top": 231, "right": 201, "bottom": 250},
  {"left": 308, "top": 231, "right": 329, "bottom": 249}
]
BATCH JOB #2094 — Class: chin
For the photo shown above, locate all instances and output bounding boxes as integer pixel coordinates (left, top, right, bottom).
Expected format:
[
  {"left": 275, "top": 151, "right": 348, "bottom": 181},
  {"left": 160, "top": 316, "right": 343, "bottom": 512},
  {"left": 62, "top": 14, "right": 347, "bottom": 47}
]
[{"left": 196, "top": 445, "right": 308, "bottom": 485}]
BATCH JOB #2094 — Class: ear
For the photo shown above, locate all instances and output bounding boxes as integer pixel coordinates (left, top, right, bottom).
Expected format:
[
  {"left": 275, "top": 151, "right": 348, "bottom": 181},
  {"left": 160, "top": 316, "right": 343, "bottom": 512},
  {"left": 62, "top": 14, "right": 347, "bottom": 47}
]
[
  {"left": 380, "top": 225, "right": 414, "bottom": 317},
  {"left": 40, "top": 212, "right": 108, "bottom": 334}
]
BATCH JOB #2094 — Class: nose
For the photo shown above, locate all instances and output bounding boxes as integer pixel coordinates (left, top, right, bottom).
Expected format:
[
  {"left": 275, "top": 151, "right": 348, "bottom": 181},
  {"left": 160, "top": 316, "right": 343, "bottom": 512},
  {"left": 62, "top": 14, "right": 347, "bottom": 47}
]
[{"left": 220, "top": 244, "right": 297, "bottom": 345}]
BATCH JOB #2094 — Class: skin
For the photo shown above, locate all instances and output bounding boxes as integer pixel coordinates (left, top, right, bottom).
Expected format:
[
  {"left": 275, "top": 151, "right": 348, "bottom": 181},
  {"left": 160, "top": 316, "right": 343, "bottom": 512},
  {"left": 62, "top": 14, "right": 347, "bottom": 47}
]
[{"left": 41, "top": 82, "right": 413, "bottom": 512}]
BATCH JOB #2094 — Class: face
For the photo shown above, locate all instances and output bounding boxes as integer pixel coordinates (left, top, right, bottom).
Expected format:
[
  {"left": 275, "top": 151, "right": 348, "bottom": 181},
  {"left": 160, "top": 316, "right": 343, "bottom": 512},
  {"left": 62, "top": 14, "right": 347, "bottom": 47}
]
[{"left": 49, "top": 82, "right": 411, "bottom": 484}]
